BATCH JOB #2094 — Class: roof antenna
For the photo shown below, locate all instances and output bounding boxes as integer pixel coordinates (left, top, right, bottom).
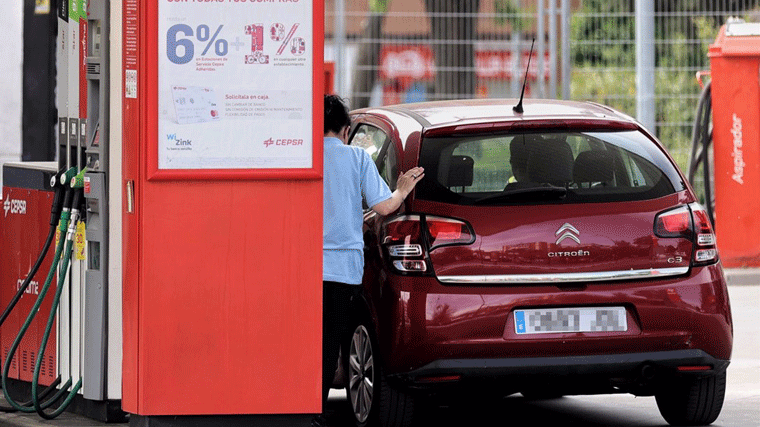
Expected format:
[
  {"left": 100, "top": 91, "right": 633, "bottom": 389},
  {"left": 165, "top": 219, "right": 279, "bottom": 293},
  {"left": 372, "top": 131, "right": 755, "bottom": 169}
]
[{"left": 513, "top": 38, "right": 536, "bottom": 114}]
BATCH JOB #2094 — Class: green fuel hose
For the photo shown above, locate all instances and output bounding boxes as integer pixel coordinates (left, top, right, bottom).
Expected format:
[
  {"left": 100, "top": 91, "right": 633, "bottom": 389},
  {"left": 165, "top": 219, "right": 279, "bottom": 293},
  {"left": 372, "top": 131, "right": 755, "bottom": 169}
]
[
  {"left": 0, "top": 168, "right": 72, "bottom": 413},
  {"left": 31, "top": 170, "right": 87, "bottom": 419},
  {"left": 1, "top": 190, "right": 74, "bottom": 413},
  {"left": 32, "top": 226, "right": 82, "bottom": 418},
  {"left": 1, "top": 168, "right": 85, "bottom": 418}
]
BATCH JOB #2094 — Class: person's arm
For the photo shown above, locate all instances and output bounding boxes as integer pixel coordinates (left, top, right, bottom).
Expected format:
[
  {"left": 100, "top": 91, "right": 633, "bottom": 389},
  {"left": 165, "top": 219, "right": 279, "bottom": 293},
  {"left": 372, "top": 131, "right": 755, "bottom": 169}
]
[{"left": 371, "top": 167, "right": 425, "bottom": 216}]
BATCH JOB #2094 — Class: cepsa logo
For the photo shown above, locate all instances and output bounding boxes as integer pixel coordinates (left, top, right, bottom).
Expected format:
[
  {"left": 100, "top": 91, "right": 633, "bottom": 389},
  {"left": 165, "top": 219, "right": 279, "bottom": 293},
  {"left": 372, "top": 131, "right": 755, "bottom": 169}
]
[
  {"left": 263, "top": 137, "right": 304, "bottom": 148},
  {"left": 4, "top": 198, "right": 27, "bottom": 217}
]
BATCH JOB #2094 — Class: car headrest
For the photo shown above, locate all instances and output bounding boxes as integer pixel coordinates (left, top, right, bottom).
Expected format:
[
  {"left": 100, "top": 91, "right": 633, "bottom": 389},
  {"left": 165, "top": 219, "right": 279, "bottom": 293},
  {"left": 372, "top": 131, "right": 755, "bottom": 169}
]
[
  {"left": 526, "top": 138, "right": 573, "bottom": 184},
  {"left": 573, "top": 150, "right": 615, "bottom": 184},
  {"left": 444, "top": 155, "right": 474, "bottom": 188}
]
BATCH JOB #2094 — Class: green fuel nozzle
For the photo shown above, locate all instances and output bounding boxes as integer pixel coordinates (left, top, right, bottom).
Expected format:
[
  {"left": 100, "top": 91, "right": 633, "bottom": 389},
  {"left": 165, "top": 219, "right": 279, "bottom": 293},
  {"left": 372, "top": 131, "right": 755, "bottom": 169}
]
[
  {"left": 58, "top": 167, "right": 78, "bottom": 188},
  {"left": 49, "top": 168, "right": 77, "bottom": 227},
  {"left": 69, "top": 168, "right": 87, "bottom": 189}
]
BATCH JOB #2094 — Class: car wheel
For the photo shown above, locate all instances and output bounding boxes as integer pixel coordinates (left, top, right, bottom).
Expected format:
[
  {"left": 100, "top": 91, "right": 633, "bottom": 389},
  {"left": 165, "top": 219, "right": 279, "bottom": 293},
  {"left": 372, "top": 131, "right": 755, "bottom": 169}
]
[
  {"left": 346, "top": 323, "right": 416, "bottom": 427},
  {"left": 654, "top": 371, "right": 726, "bottom": 426}
]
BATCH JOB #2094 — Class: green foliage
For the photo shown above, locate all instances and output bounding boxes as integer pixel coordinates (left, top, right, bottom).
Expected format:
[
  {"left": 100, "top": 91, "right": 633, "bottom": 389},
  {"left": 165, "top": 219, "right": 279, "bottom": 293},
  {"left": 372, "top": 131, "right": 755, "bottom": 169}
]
[
  {"left": 369, "top": 0, "right": 389, "bottom": 13},
  {"left": 494, "top": 0, "right": 528, "bottom": 30},
  {"left": 569, "top": 1, "right": 733, "bottom": 180},
  {"left": 571, "top": 0, "right": 635, "bottom": 67}
]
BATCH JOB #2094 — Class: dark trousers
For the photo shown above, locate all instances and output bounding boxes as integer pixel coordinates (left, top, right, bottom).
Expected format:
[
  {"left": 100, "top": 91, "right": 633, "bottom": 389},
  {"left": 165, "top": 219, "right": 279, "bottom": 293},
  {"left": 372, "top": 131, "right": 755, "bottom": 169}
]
[{"left": 322, "top": 281, "right": 362, "bottom": 407}]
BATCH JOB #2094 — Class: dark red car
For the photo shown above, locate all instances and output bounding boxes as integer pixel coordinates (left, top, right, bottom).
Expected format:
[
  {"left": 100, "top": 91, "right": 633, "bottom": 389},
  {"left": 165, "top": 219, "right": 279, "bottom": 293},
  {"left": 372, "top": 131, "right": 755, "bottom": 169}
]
[{"left": 336, "top": 99, "right": 732, "bottom": 427}]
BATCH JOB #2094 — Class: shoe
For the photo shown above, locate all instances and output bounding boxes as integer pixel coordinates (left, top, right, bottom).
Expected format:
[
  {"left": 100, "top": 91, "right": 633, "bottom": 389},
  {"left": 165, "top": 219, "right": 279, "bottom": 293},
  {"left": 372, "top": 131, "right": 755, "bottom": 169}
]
[{"left": 311, "top": 414, "right": 328, "bottom": 427}]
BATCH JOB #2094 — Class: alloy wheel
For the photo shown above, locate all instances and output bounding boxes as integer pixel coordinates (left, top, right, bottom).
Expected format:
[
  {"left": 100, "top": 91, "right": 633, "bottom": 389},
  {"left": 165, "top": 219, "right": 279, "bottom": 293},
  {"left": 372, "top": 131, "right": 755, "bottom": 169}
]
[{"left": 348, "top": 325, "right": 374, "bottom": 423}]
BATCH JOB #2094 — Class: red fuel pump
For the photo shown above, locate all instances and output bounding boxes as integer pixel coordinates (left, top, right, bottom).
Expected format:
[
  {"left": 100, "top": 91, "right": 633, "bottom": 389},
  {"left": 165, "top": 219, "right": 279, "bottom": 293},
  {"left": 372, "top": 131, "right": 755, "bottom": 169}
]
[
  {"left": 0, "top": 164, "right": 59, "bottom": 389},
  {"left": 708, "top": 19, "right": 760, "bottom": 267},
  {"left": 122, "top": 0, "right": 323, "bottom": 424}
]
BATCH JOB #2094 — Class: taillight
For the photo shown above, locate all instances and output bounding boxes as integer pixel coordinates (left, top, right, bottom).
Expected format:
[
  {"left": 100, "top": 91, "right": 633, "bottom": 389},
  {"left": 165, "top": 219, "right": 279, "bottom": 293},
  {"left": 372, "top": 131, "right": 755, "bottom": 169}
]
[
  {"left": 426, "top": 216, "right": 475, "bottom": 250},
  {"left": 654, "top": 204, "right": 718, "bottom": 265},
  {"left": 690, "top": 203, "right": 718, "bottom": 265},
  {"left": 381, "top": 215, "right": 475, "bottom": 274},
  {"left": 654, "top": 206, "right": 691, "bottom": 238}
]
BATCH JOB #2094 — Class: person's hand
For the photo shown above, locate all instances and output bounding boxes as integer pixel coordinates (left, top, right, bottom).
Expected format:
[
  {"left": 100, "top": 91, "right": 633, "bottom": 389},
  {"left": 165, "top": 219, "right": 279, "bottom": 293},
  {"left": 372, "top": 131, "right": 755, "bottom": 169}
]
[{"left": 397, "top": 167, "right": 425, "bottom": 198}]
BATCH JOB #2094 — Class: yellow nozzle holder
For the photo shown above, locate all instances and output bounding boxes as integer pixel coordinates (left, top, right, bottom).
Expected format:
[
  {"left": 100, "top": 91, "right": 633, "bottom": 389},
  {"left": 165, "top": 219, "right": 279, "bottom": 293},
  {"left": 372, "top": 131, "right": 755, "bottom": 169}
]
[
  {"left": 58, "top": 167, "right": 78, "bottom": 187},
  {"left": 70, "top": 168, "right": 88, "bottom": 189}
]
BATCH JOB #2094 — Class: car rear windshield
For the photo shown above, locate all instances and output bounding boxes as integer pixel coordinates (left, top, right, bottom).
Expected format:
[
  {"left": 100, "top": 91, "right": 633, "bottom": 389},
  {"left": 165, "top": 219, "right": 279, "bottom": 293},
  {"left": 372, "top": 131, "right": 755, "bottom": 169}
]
[{"left": 415, "top": 130, "right": 685, "bottom": 205}]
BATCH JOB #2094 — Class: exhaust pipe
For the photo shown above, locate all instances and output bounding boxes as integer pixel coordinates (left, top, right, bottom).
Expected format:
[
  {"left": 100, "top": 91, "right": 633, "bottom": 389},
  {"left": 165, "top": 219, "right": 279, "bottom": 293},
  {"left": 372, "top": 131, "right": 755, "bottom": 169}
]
[{"left": 640, "top": 363, "right": 657, "bottom": 382}]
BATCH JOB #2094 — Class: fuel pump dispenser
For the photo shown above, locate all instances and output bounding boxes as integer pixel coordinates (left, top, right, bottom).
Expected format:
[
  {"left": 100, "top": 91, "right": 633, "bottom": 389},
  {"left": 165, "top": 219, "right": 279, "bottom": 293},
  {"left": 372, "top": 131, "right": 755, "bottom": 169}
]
[
  {"left": 5, "top": 0, "right": 326, "bottom": 424},
  {"left": 122, "top": 0, "right": 323, "bottom": 424},
  {"left": 689, "top": 19, "right": 760, "bottom": 267},
  {"left": 1, "top": 0, "right": 124, "bottom": 421}
]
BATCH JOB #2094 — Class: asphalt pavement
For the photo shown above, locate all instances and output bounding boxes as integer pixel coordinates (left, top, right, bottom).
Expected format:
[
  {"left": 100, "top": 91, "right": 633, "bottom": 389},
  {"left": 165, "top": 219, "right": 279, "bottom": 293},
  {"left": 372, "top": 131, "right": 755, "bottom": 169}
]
[{"left": 0, "top": 268, "right": 758, "bottom": 427}]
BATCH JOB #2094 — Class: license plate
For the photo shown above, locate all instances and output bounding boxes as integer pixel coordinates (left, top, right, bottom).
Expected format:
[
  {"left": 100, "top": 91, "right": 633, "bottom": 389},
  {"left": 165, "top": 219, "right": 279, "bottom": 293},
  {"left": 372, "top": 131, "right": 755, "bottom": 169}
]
[{"left": 514, "top": 306, "right": 627, "bottom": 334}]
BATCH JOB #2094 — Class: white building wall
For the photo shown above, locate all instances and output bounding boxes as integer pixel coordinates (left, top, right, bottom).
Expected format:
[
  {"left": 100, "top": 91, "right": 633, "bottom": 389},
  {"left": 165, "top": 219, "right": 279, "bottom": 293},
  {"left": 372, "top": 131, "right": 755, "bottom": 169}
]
[{"left": 0, "top": 1, "right": 24, "bottom": 191}]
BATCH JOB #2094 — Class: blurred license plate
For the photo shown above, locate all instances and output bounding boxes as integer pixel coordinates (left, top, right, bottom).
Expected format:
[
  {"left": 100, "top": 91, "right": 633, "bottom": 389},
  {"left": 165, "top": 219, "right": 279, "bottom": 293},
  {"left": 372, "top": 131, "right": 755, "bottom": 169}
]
[{"left": 514, "top": 307, "right": 627, "bottom": 334}]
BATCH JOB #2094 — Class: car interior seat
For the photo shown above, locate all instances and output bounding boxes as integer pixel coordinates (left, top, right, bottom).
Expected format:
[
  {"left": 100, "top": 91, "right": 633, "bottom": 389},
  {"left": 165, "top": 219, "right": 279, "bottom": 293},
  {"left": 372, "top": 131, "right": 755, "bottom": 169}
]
[
  {"left": 526, "top": 137, "right": 574, "bottom": 186},
  {"left": 444, "top": 155, "right": 474, "bottom": 192},
  {"left": 573, "top": 150, "right": 615, "bottom": 188}
]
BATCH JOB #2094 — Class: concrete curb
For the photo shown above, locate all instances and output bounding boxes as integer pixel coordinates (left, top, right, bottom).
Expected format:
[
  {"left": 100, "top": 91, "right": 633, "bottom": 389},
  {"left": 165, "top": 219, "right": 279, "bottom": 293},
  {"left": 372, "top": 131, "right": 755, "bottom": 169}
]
[{"left": 724, "top": 268, "right": 760, "bottom": 287}]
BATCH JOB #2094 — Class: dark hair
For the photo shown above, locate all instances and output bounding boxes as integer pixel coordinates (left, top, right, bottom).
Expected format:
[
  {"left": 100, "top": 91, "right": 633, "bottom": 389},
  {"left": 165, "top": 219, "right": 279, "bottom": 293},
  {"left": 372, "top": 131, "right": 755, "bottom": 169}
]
[{"left": 324, "top": 94, "right": 351, "bottom": 135}]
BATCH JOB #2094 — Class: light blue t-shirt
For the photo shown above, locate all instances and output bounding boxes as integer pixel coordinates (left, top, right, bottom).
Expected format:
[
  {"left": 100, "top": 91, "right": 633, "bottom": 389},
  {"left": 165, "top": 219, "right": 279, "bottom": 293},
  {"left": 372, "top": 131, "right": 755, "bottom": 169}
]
[{"left": 323, "top": 137, "right": 392, "bottom": 284}]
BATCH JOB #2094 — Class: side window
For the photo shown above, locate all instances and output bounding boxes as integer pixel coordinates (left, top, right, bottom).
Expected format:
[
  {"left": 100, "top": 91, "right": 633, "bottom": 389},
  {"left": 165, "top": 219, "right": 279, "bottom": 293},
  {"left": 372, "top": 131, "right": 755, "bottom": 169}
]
[
  {"left": 351, "top": 124, "right": 387, "bottom": 162},
  {"left": 619, "top": 152, "right": 650, "bottom": 187},
  {"left": 350, "top": 124, "right": 392, "bottom": 186}
]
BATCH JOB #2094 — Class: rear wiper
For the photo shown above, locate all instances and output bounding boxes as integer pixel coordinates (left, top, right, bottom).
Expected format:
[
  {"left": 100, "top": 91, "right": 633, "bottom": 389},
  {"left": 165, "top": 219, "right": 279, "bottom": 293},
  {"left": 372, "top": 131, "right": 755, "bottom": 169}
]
[{"left": 473, "top": 184, "right": 568, "bottom": 205}]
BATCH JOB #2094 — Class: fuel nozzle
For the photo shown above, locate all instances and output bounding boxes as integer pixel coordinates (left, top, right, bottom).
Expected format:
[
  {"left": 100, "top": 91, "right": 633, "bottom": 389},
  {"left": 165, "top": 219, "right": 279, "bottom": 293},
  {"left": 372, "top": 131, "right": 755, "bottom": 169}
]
[
  {"left": 65, "top": 169, "right": 88, "bottom": 242},
  {"left": 69, "top": 168, "right": 87, "bottom": 190},
  {"left": 49, "top": 167, "right": 77, "bottom": 226}
]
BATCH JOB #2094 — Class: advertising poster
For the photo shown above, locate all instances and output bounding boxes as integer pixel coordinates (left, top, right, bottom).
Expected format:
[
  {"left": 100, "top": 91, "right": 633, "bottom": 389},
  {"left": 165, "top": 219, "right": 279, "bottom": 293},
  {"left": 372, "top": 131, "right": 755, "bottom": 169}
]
[{"left": 158, "top": 0, "right": 313, "bottom": 170}]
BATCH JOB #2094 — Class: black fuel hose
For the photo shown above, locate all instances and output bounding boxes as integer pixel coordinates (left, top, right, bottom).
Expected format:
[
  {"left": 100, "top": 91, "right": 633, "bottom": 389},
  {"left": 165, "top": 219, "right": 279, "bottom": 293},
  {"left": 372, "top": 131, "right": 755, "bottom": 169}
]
[
  {"left": 687, "top": 80, "right": 715, "bottom": 228},
  {"left": 0, "top": 169, "right": 67, "bottom": 327},
  {"left": 0, "top": 168, "right": 75, "bottom": 413}
]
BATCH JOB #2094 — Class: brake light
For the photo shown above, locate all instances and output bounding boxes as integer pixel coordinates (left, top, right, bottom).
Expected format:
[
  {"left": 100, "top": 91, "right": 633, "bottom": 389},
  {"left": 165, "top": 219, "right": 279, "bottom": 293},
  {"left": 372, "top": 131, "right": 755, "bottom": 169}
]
[
  {"left": 690, "top": 203, "right": 718, "bottom": 265},
  {"left": 382, "top": 215, "right": 422, "bottom": 244},
  {"left": 654, "top": 204, "right": 719, "bottom": 266},
  {"left": 654, "top": 206, "right": 691, "bottom": 238},
  {"left": 426, "top": 216, "right": 474, "bottom": 250},
  {"left": 381, "top": 215, "right": 475, "bottom": 274}
]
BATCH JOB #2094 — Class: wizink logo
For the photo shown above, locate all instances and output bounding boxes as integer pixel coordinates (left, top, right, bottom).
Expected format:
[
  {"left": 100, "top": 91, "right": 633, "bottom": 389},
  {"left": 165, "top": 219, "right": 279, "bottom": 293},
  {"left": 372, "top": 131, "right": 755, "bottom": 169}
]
[
  {"left": 167, "top": 133, "right": 192, "bottom": 146},
  {"left": 263, "top": 138, "right": 274, "bottom": 147},
  {"left": 4, "top": 198, "right": 27, "bottom": 217}
]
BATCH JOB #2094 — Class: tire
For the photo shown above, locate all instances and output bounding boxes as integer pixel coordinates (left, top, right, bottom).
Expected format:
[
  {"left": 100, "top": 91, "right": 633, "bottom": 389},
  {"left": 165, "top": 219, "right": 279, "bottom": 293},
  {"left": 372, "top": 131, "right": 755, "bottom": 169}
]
[
  {"left": 346, "top": 323, "right": 416, "bottom": 427},
  {"left": 655, "top": 371, "right": 726, "bottom": 426}
]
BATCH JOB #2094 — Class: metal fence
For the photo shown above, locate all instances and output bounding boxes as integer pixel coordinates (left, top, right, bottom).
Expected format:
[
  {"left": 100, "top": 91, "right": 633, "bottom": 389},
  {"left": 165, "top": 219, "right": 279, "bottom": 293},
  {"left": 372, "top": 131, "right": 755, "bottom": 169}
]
[
  {"left": 324, "top": 0, "right": 760, "bottom": 181},
  {"left": 570, "top": 0, "right": 760, "bottom": 174}
]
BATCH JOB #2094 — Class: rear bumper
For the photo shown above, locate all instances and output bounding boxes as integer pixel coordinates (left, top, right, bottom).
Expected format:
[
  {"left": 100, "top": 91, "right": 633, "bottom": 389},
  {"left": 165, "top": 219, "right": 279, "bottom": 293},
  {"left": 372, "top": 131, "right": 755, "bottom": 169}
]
[
  {"left": 389, "top": 349, "right": 729, "bottom": 394},
  {"left": 393, "top": 349, "right": 728, "bottom": 381},
  {"left": 376, "top": 264, "right": 733, "bottom": 373}
]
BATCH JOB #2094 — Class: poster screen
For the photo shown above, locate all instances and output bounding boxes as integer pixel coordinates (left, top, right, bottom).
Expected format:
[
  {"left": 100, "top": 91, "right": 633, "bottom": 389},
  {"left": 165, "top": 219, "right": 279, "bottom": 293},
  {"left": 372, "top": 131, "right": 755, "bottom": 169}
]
[{"left": 157, "top": 0, "right": 314, "bottom": 171}]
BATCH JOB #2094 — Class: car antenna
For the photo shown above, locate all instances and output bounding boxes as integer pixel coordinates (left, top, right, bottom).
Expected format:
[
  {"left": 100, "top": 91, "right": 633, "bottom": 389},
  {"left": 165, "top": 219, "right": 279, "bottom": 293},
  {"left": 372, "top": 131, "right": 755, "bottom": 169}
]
[{"left": 513, "top": 38, "right": 536, "bottom": 114}]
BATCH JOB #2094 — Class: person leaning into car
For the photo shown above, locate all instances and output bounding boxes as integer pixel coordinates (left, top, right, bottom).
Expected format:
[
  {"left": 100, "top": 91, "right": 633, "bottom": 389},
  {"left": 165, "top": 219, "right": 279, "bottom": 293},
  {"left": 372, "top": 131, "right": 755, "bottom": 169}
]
[{"left": 315, "top": 95, "right": 424, "bottom": 426}]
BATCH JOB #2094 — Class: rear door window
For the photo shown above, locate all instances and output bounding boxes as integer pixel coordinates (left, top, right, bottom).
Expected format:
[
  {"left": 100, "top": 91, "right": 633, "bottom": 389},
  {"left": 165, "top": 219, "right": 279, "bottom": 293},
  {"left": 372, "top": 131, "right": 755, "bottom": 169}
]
[{"left": 416, "top": 130, "right": 684, "bottom": 205}]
